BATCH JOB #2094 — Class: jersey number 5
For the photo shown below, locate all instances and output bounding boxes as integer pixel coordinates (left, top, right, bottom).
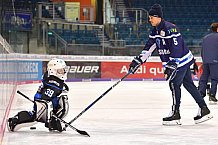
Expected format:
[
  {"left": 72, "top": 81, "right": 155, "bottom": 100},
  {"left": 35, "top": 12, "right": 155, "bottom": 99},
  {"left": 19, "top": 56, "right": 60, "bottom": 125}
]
[
  {"left": 45, "top": 89, "right": 54, "bottom": 97},
  {"left": 173, "top": 38, "right": 178, "bottom": 45}
]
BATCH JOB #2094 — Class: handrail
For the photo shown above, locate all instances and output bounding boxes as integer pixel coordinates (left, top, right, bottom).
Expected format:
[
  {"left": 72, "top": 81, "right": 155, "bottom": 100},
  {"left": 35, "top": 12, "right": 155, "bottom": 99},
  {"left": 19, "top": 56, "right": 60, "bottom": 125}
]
[
  {"left": 50, "top": 30, "right": 67, "bottom": 45},
  {"left": 42, "top": 19, "right": 103, "bottom": 27},
  {"left": 108, "top": 7, "right": 149, "bottom": 24},
  {"left": 0, "top": 34, "right": 14, "bottom": 53}
]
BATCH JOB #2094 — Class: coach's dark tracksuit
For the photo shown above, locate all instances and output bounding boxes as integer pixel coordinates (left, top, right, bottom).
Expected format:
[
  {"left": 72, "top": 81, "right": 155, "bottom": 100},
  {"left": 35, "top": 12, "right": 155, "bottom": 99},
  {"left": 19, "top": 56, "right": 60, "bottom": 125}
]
[
  {"left": 138, "top": 20, "right": 207, "bottom": 111},
  {"left": 199, "top": 32, "right": 218, "bottom": 97}
]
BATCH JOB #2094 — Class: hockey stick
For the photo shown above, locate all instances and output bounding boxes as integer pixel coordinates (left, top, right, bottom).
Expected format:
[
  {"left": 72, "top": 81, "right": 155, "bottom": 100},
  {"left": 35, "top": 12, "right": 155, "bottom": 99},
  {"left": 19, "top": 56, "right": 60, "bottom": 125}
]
[
  {"left": 16, "top": 90, "right": 90, "bottom": 137},
  {"left": 17, "top": 90, "right": 35, "bottom": 103},
  {"left": 52, "top": 114, "right": 90, "bottom": 137},
  {"left": 63, "top": 72, "right": 131, "bottom": 130}
]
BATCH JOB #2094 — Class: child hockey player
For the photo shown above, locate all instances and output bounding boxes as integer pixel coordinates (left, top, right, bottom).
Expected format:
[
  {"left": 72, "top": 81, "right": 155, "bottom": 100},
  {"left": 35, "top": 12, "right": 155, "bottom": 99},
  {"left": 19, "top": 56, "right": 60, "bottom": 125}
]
[{"left": 7, "top": 58, "right": 69, "bottom": 132}]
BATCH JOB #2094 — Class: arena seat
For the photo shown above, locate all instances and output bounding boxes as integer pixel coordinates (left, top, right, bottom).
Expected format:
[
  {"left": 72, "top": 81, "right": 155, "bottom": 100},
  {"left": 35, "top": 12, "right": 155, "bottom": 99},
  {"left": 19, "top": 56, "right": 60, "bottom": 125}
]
[{"left": 122, "top": 0, "right": 218, "bottom": 47}]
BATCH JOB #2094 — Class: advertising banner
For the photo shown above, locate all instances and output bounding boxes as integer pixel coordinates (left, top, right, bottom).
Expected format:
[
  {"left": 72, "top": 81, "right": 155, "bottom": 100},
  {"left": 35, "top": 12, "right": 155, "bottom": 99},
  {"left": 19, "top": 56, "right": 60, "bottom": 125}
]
[
  {"left": 43, "top": 61, "right": 101, "bottom": 80},
  {"left": 65, "top": 2, "right": 80, "bottom": 22},
  {"left": 42, "top": 60, "right": 203, "bottom": 81},
  {"left": 101, "top": 62, "right": 164, "bottom": 79},
  {"left": 67, "top": 61, "right": 101, "bottom": 80},
  {"left": 0, "top": 60, "right": 42, "bottom": 81},
  {"left": 17, "top": 61, "right": 42, "bottom": 81}
]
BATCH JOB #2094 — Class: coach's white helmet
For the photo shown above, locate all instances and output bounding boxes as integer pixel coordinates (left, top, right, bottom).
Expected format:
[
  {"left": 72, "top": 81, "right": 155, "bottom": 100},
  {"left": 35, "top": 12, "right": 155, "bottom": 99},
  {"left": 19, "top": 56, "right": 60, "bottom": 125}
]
[{"left": 47, "top": 58, "right": 68, "bottom": 80}]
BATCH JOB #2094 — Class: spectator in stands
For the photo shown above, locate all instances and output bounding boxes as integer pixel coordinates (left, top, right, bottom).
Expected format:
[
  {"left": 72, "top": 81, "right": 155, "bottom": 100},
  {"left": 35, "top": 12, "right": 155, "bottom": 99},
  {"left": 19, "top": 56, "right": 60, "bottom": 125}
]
[
  {"left": 128, "top": 4, "right": 212, "bottom": 125},
  {"left": 198, "top": 22, "right": 218, "bottom": 103},
  {"left": 75, "top": 17, "right": 80, "bottom": 23}
]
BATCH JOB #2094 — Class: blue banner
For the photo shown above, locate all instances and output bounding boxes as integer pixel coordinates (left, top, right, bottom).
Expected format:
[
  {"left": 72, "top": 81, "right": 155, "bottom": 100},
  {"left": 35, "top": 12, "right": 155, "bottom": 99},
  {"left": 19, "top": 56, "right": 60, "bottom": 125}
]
[
  {"left": 3, "top": 12, "right": 32, "bottom": 31},
  {"left": 0, "top": 60, "right": 42, "bottom": 81}
]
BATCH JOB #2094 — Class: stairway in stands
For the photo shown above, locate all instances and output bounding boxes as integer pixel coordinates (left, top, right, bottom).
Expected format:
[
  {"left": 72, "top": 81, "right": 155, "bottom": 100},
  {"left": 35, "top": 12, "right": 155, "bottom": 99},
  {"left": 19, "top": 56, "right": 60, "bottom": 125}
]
[{"left": 113, "top": 0, "right": 130, "bottom": 23}]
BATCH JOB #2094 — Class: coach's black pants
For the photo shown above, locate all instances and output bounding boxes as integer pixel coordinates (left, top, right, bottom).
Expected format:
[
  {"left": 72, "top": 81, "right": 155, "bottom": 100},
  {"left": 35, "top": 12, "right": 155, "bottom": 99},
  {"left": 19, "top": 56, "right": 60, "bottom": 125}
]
[{"left": 169, "top": 67, "right": 207, "bottom": 111}]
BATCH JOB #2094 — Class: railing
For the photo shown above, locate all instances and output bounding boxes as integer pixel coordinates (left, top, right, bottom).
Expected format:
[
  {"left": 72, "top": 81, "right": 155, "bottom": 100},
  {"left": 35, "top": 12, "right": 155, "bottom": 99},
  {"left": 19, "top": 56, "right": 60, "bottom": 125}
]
[
  {"left": 0, "top": 34, "right": 14, "bottom": 54},
  {"left": 109, "top": 39, "right": 126, "bottom": 48},
  {"left": 105, "top": 0, "right": 149, "bottom": 25},
  {"left": 39, "top": 20, "right": 105, "bottom": 55},
  {"left": 48, "top": 30, "right": 68, "bottom": 54}
]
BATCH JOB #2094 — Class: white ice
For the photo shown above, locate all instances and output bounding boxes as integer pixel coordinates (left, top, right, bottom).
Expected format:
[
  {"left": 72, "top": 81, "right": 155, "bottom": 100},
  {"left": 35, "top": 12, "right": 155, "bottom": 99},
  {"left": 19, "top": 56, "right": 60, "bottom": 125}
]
[{"left": 2, "top": 81, "right": 218, "bottom": 145}]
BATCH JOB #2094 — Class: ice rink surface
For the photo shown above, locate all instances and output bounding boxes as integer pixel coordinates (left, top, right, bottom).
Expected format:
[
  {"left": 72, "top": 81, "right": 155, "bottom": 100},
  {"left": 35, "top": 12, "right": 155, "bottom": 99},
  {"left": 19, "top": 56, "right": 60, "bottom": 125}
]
[{"left": 2, "top": 81, "right": 218, "bottom": 145}]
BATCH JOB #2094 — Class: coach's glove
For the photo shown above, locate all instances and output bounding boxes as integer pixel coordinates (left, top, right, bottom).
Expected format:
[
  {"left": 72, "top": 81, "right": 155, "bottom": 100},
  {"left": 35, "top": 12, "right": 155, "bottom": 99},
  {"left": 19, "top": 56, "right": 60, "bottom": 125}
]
[
  {"left": 164, "top": 60, "right": 177, "bottom": 81},
  {"left": 129, "top": 56, "right": 143, "bottom": 74}
]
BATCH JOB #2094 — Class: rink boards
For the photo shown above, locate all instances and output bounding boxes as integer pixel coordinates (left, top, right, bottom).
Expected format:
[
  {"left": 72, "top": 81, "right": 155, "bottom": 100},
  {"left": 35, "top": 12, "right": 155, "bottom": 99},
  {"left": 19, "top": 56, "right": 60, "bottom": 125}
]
[
  {"left": 0, "top": 54, "right": 203, "bottom": 144},
  {"left": 0, "top": 54, "right": 203, "bottom": 83}
]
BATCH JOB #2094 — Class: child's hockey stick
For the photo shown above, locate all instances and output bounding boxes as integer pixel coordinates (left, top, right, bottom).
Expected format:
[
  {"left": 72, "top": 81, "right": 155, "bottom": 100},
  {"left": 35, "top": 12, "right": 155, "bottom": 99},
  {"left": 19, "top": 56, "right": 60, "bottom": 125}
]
[
  {"left": 17, "top": 90, "right": 90, "bottom": 137},
  {"left": 63, "top": 72, "right": 131, "bottom": 130}
]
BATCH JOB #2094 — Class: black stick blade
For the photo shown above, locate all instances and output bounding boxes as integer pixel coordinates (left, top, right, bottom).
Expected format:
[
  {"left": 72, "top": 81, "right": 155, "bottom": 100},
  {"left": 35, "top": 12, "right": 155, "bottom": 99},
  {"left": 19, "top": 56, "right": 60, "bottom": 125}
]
[
  {"left": 52, "top": 114, "right": 90, "bottom": 137},
  {"left": 66, "top": 123, "right": 90, "bottom": 137},
  {"left": 76, "top": 129, "right": 90, "bottom": 137}
]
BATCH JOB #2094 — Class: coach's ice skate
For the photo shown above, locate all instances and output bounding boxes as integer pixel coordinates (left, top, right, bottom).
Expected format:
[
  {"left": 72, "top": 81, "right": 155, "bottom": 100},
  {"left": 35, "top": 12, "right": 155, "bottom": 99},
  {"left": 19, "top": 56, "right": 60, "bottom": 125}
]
[
  {"left": 209, "top": 94, "right": 217, "bottom": 105},
  {"left": 162, "top": 110, "right": 181, "bottom": 125},
  {"left": 194, "top": 106, "right": 213, "bottom": 124}
]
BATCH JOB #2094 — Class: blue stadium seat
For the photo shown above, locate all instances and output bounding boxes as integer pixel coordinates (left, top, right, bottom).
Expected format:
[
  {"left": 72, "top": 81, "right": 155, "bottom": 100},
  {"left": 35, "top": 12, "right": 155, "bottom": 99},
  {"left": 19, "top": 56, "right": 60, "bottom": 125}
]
[{"left": 126, "top": 0, "right": 218, "bottom": 47}]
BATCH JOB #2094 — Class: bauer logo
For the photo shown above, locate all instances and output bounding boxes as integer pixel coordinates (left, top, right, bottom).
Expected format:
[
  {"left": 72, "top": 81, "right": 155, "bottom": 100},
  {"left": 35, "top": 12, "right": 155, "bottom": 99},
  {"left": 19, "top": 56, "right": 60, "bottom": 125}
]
[
  {"left": 68, "top": 65, "right": 99, "bottom": 73},
  {"left": 67, "top": 62, "right": 101, "bottom": 79},
  {"left": 43, "top": 61, "right": 101, "bottom": 79}
]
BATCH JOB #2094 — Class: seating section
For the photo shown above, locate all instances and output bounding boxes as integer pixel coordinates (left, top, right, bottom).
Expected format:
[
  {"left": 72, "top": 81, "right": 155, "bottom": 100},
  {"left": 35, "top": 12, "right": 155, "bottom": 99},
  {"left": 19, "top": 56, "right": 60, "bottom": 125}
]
[
  {"left": 48, "top": 28, "right": 100, "bottom": 45},
  {"left": 113, "top": 23, "right": 151, "bottom": 45},
  {"left": 126, "top": 0, "right": 218, "bottom": 46},
  {"left": 5, "top": 0, "right": 218, "bottom": 48},
  {"left": 30, "top": 0, "right": 218, "bottom": 47}
]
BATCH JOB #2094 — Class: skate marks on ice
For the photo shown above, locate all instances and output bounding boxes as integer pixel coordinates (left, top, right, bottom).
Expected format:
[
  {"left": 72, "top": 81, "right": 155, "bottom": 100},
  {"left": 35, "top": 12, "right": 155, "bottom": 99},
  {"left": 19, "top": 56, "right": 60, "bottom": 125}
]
[{"left": 3, "top": 81, "right": 218, "bottom": 145}]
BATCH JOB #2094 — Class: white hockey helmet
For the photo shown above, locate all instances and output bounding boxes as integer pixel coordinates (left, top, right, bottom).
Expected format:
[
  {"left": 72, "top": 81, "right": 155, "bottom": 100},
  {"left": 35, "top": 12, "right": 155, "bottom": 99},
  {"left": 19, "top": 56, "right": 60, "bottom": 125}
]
[{"left": 47, "top": 58, "right": 68, "bottom": 80}]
